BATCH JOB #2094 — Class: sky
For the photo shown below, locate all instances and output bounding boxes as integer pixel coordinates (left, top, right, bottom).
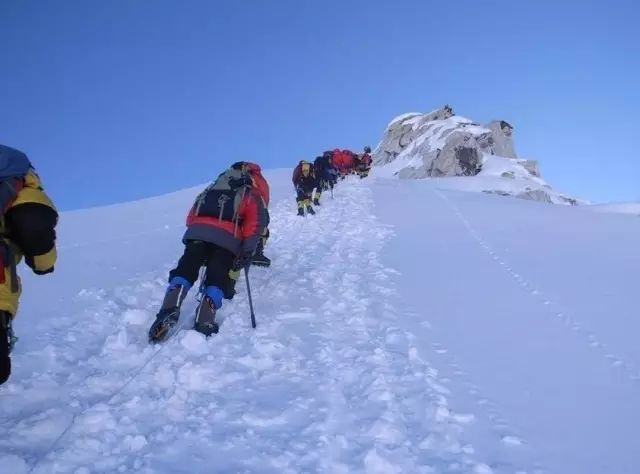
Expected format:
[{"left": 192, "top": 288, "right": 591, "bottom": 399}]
[{"left": 1, "top": 0, "right": 638, "bottom": 209}]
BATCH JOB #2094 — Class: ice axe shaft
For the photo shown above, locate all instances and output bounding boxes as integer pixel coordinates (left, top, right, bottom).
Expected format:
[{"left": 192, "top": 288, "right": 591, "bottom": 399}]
[{"left": 244, "top": 267, "right": 257, "bottom": 328}]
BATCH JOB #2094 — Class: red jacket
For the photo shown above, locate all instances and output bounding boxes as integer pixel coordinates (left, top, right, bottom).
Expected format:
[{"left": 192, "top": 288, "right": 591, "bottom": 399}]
[{"left": 184, "top": 186, "right": 268, "bottom": 256}]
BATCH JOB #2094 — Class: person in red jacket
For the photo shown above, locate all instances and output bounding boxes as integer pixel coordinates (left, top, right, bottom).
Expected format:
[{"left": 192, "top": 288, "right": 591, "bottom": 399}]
[
  {"left": 332, "top": 149, "right": 347, "bottom": 178},
  {"left": 149, "top": 162, "right": 268, "bottom": 341},
  {"left": 243, "top": 163, "right": 271, "bottom": 267},
  {"left": 334, "top": 149, "right": 356, "bottom": 178}
]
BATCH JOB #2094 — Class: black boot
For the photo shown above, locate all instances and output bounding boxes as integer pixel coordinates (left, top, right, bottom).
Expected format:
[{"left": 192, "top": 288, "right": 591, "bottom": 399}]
[
  {"left": 297, "top": 207, "right": 304, "bottom": 216},
  {"left": 313, "top": 198, "right": 320, "bottom": 206},
  {"left": 306, "top": 205, "right": 316, "bottom": 215},
  {"left": 251, "top": 240, "right": 271, "bottom": 267},
  {"left": 252, "top": 253, "right": 271, "bottom": 267},
  {"left": 194, "top": 297, "right": 219, "bottom": 336},
  {"left": 149, "top": 285, "right": 188, "bottom": 343},
  {"left": 0, "top": 311, "right": 13, "bottom": 385}
]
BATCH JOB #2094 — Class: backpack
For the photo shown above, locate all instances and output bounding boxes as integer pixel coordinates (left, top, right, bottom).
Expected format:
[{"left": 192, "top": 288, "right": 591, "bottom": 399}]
[
  {"left": 292, "top": 160, "right": 313, "bottom": 183},
  {"left": 193, "top": 164, "right": 253, "bottom": 223},
  {"left": 0, "top": 145, "right": 32, "bottom": 214}
]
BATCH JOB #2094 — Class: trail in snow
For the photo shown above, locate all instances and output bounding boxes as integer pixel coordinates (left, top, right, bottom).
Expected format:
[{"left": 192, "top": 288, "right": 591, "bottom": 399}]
[
  {"left": 1, "top": 177, "right": 491, "bottom": 474},
  {"left": 3, "top": 174, "right": 638, "bottom": 473},
  {"left": 435, "top": 188, "right": 640, "bottom": 385}
]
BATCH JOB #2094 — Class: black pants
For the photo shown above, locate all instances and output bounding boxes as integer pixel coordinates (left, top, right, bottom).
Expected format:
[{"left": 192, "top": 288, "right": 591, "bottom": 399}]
[
  {"left": 296, "top": 184, "right": 314, "bottom": 202},
  {"left": 169, "top": 240, "right": 236, "bottom": 292},
  {"left": 0, "top": 311, "right": 11, "bottom": 385}
]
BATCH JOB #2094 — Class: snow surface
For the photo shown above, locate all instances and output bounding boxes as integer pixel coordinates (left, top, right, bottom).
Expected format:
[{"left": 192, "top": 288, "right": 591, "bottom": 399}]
[
  {"left": 585, "top": 202, "right": 640, "bottom": 215},
  {"left": 1, "top": 170, "right": 639, "bottom": 473}
]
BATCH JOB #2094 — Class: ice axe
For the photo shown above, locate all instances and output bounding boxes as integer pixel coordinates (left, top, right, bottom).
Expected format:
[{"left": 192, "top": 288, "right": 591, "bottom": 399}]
[{"left": 244, "top": 266, "right": 257, "bottom": 328}]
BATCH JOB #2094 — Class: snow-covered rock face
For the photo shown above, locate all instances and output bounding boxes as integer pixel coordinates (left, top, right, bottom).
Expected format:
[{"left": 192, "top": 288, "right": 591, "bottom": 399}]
[{"left": 373, "top": 106, "right": 581, "bottom": 205}]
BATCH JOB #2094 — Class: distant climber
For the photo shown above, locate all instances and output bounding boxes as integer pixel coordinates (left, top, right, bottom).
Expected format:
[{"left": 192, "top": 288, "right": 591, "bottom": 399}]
[
  {"left": 313, "top": 152, "right": 338, "bottom": 205},
  {"left": 292, "top": 160, "right": 317, "bottom": 216},
  {"left": 356, "top": 146, "right": 373, "bottom": 178},
  {"left": 148, "top": 161, "right": 268, "bottom": 342},
  {"left": 332, "top": 149, "right": 356, "bottom": 179}
]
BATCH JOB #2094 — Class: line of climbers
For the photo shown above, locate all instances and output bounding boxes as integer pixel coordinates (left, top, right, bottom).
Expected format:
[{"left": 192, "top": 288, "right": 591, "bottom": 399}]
[
  {"left": 292, "top": 146, "right": 372, "bottom": 216},
  {"left": 0, "top": 143, "right": 374, "bottom": 385}
]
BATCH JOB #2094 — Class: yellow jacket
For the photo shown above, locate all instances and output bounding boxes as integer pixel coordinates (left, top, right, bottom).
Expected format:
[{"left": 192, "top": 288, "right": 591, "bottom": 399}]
[{"left": 0, "top": 170, "right": 58, "bottom": 316}]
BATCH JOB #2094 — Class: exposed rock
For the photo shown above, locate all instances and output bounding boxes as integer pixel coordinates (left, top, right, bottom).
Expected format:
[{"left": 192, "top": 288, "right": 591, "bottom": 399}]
[
  {"left": 483, "top": 190, "right": 512, "bottom": 197},
  {"left": 429, "top": 132, "right": 483, "bottom": 177},
  {"left": 519, "top": 160, "right": 541, "bottom": 177},
  {"left": 516, "top": 189, "right": 553, "bottom": 203},
  {"left": 485, "top": 120, "right": 517, "bottom": 158},
  {"left": 372, "top": 105, "right": 580, "bottom": 205},
  {"left": 373, "top": 106, "right": 521, "bottom": 178}
]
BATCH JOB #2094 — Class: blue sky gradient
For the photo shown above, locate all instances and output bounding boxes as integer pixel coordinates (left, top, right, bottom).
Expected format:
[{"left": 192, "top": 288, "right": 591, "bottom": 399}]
[{"left": 1, "top": 0, "right": 638, "bottom": 209}]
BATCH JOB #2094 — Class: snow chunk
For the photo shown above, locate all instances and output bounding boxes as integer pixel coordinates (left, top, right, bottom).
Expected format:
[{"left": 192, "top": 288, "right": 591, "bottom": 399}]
[
  {"left": 364, "top": 448, "right": 401, "bottom": 474},
  {"left": 0, "top": 455, "right": 28, "bottom": 474},
  {"left": 122, "top": 308, "right": 149, "bottom": 325},
  {"left": 123, "top": 434, "right": 148, "bottom": 452}
]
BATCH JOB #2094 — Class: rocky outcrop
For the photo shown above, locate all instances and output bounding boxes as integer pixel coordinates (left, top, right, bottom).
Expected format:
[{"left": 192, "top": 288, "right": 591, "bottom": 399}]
[
  {"left": 373, "top": 106, "right": 539, "bottom": 179},
  {"left": 372, "top": 105, "right": 581, "bottom": 205}
]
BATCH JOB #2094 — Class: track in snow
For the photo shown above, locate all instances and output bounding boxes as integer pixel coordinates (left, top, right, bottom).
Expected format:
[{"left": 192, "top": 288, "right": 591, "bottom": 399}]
[{"left": 1, "top": 178, "right": 491, "bottom": 474}]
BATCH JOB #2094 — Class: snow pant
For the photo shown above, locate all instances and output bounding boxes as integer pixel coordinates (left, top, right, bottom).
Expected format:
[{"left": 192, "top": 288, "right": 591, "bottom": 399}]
[
  {"left": 295, "top": 185, "right": 314, "bottom": 210},
  {"left": 0, "top": 241, "right": 21, "bottom": 319},
  {"left": 169, "top": 240, "right": 237, "bottom": 299},
  {"left": 357, "top": 165, "right": 371, "bottom": 178}
]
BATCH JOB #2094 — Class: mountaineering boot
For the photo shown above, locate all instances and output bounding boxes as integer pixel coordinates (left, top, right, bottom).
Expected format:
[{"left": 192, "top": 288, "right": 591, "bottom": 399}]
[
  {"left": 149, "top": 279, "right": 190, "bottom": 343},
  {"left": 313, "top": 198, "right": 320, "bottom": 206},
  {"left": 251, "top": 240, "right": 271, "bottom": 267},
  {"left": 297, "top": 207, "right": 305, "bottom": 216},
  {"left": 306, "top": 205, "right": 316, "bottom": 215},
  {"left": 194, "top": 286, "right": 222, "bottom": 336},
  {"left": 194, "top": 297, "right": 219, "bottom": 336},
  {"left": 252, "top": 252, "right": 271, "bottom": 267},
  {"left": 0, "top": 311, "right": 13, "bottom": 385}
]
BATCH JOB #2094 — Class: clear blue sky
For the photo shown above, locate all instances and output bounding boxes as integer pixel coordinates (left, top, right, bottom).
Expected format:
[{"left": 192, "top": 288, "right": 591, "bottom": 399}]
[{"left": 1, "top": 0, "right": 638, "bottom": 209}]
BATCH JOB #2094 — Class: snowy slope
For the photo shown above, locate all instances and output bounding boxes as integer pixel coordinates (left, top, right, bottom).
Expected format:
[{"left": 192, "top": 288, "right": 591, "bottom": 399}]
[
  {"left": 585, "top": 202, "right": 640, "bottom": 215},
  {"left": 1, "top": 171, "right": 639, "bottom": 473}
]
